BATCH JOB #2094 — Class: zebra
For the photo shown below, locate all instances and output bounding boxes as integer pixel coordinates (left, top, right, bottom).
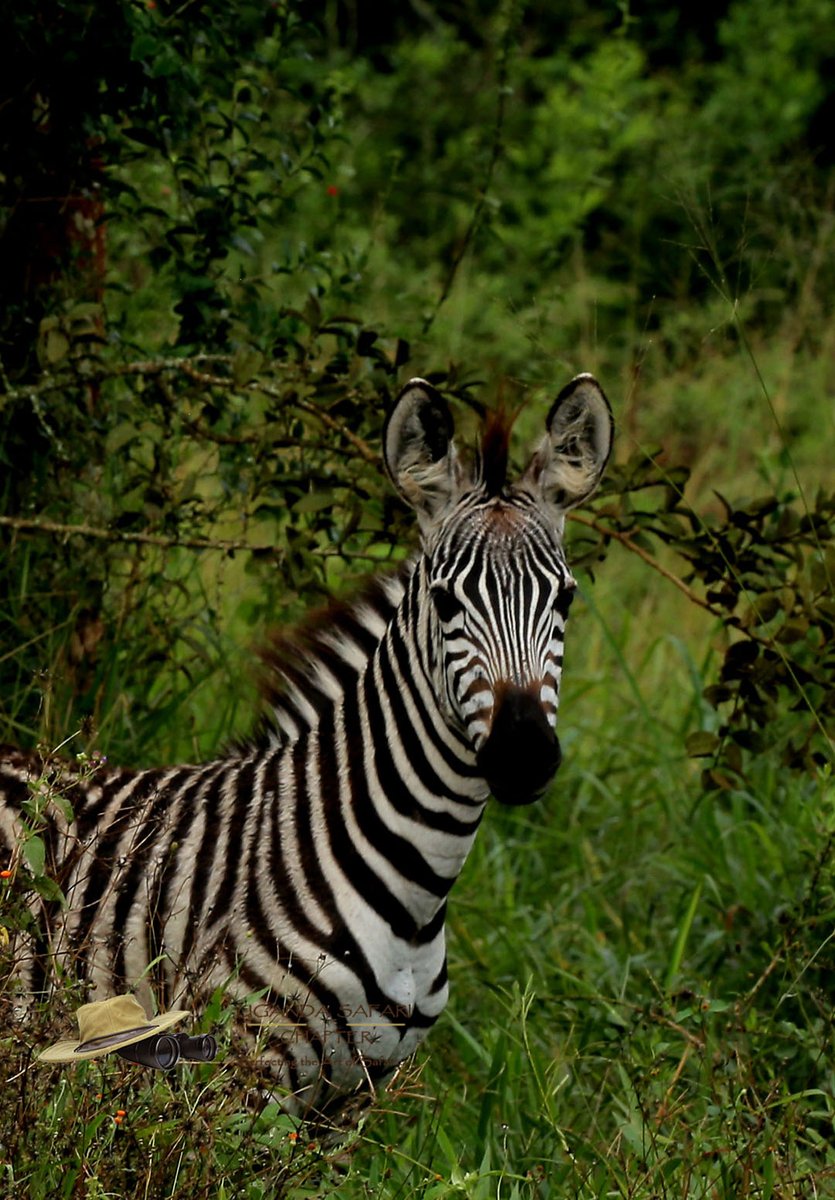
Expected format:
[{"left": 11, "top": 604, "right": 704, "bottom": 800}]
[{"left": 0, "top": 372, "right": 613, "bottom": 1114}]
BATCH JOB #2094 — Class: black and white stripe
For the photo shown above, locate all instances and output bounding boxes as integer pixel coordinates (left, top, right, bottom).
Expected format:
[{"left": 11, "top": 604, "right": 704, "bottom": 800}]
[{"left": 0, "top": 373, "right": 613, "bottom": 1112}]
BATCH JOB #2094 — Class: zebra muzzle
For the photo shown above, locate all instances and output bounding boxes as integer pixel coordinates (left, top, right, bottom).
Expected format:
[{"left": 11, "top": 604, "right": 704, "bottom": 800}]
[{"left": 476, "top": 684, "right": 562, "bottom": 806}]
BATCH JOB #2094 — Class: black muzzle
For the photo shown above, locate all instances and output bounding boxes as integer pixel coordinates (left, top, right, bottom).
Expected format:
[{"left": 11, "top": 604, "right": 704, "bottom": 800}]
[{"left": 476, "top": 684, "right": 562, "bottom": 805}]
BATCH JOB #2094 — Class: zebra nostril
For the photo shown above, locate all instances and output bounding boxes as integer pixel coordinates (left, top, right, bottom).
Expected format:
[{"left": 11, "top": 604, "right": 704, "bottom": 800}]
[{"left": 475, "top": 684, "right": 561, "bottom": 806}]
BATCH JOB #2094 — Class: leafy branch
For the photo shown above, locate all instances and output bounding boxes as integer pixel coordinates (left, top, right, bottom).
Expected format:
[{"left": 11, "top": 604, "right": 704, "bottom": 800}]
[
  {"left": 0, "top": 514, "right": 282, "bottom": 557},
  {"left": 1, "top": 350, "right": 378, "bottom": 466},
  {"left": 575, "top": 451, "right": 835, "bottom": 781}
]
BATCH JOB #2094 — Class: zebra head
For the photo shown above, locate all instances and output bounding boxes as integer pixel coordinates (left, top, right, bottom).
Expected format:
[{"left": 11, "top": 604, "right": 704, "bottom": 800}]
[{"left": 383, "top": 374, "right": 613, "bottom": 806}]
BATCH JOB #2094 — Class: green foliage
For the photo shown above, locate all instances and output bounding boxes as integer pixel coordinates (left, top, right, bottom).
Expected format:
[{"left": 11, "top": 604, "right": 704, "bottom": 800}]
[
  {"left": 0, "top": 328, "right": 410, "bottom": 761},
  {"left": 573, "top": 450, "right": 835, "bottom": 780},
  {"left": 706, "top": 0, "right": 835, "bottom": 153},
  {"left": 2, "top": 0, "right": 835, "bottom": 1195},
  {"left": 0, "top": 1027, "right": 349, "bottom": 1197},
  {"left": 1, "top": 0, "right": 387, "bottom": 760},
  {"left": 503, "top": 36, "right": 661, "bottom": 256}
]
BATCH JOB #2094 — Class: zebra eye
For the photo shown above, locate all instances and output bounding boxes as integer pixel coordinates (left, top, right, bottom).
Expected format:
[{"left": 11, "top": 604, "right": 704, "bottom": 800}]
[
  {"left": 553, "top": 583, "right": 577, "bottom": 619},
  {"left": 431, "top": 587, "right": 464, "bottom": 624}
]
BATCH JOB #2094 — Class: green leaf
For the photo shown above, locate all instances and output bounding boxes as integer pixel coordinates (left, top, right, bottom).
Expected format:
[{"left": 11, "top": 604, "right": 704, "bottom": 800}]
[
  {"left": 740, "top": 593, "right": 783, "bottom": 628},
  {"left": 40, "top": 327, "right": 71, "bottom": 366},
  {"left": 303, "top": 292, "right": 322, "bottom": 332},
  {"left": 123, "top": 126, "right": 162, "bottom": 149},
  {"left": 685, "top": 730, "right": 719, "bottom": 758},
  {"left": 31, "top": 875, "right": 66, "bottom": 905},
  {"left": 23, "top": 834, "right": 46, "bottom": 878},
  {"left": 665, "top": 879, "right": 703, "bottom": 990},
  {"left": 50, "top": 793, "right": 75, "bottom": 824},
  {"left": 150, "top": 45, "right": 184, "bottom": 79},
  {"left": 293, "top": 491, "right": 335, "bottom": 514},
  {"left": 107, "top": 423, "right": 140, "bottom": 455},
  {"left": 130, "top": 33, "right": 159, "bottom": 61},
  {"left": 776, "top": 619, "right": 809, "bottom": 643},
  {"left": 231, "top": 347, "right": 264, "bottom": 387}
]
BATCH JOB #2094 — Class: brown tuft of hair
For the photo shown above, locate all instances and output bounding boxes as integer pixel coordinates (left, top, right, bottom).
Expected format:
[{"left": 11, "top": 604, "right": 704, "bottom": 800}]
[
  {"left": 480, "top": 407, "right": 518, "bottom": 497},
  {"left": 244, "top": 569, "right": 409, "bottom": 749}
]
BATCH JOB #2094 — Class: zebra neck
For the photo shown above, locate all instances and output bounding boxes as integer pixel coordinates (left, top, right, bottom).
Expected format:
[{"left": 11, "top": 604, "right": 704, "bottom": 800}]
[
  {"left": 260, "top": 560, "right": 489, "bottom": 932},
  {"left": 339, "top": 564, "right": 488, "bottom": 926},
  {"left": 378, "top": 558, "right": 489, "bottom": 813}
]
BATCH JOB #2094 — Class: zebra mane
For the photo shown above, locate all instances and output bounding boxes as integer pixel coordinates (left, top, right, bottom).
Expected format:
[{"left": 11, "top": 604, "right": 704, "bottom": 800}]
[
  {"left": 476, "top": 406, "right": 517, "bottom": 497},
  {"left": 251, "top": 563, "right": 413, "bottom": 746}
]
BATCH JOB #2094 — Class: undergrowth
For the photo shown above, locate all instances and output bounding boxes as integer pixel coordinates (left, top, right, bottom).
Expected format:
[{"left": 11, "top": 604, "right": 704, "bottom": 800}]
[
  {"left": 2, "top": 554, "right": 834, "bottom": 1198},
  {"left": 3, "top": 2, "right": 835, "bottom": 1196}
]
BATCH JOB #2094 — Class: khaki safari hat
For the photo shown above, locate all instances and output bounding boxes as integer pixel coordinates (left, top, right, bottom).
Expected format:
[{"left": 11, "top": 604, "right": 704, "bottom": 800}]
[{"left": 38, "top": 994, "right": 190, "bottom": 1063}]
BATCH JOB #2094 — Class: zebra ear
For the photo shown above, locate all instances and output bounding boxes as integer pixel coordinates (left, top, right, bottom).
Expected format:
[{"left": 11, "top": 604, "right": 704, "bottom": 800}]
[
  {"left": 525, "top": 374, "right": 613, "bottom": 510},
  {"left": 383, "top": 378, "right": 461, "bottom": 520}
]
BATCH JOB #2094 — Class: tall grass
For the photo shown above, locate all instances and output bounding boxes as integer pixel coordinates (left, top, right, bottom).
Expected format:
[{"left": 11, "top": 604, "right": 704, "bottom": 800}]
[
  {"left": 3, "top": 115, "right": 835, "bottom": 1197},
  {"left": 4, "top": 341, "right": 835, "bottom": 1197},
  {"left": 342, "top": 548, "right": 835, "bottom": 1198}
]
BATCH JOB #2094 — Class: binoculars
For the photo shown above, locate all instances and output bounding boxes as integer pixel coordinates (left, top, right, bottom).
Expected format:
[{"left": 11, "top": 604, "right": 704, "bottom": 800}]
[{"left": 116, "top": 1032, "right": 218, "bottom": 1070}]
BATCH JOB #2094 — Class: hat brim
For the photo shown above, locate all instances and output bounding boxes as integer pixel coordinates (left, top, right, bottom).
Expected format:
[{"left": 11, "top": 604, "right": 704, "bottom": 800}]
[{"left": 38, "top": 1009, "right": 190, "bottom": 1063}]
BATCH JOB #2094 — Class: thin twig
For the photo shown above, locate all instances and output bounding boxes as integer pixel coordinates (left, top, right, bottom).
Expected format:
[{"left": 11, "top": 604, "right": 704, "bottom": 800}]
[
  {"left": 1, "top": 354, "right": 378, "bottom": 465},
  {"left": 0, "top": 514, "right": 391, "bottom": 564},
  {"left": 655, "top": 1043, "right": 693, "bottom": 1124},
  {"left": 569, "top": 511, "right": 719, "bottom": 615},
  {"left": 0, "top": 514, "right": 279, "bottom": 556},
  {"left": 421, "top": 5, "right": 514, "bottom": 335},
  {"left": 251, "top": 379, "right": 378, "bottom": 465}
]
